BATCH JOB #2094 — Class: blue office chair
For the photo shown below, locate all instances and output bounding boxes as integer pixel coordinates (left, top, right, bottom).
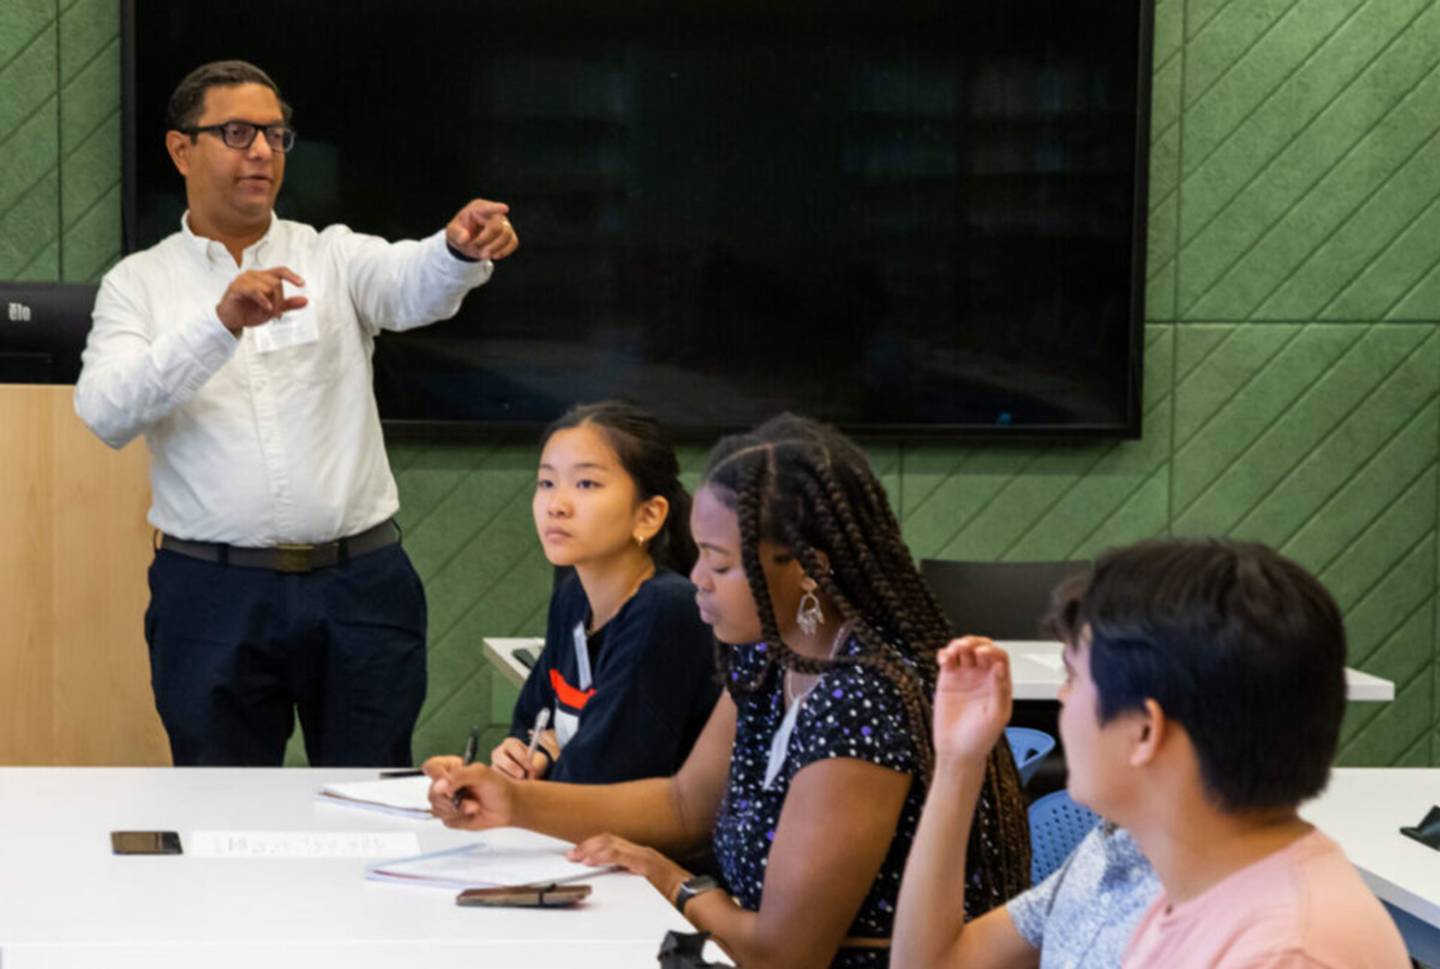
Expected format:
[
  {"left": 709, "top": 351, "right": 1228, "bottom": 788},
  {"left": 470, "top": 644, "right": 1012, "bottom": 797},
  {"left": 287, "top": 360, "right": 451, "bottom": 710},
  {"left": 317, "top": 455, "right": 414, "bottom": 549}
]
[
  {"left": 1028, "top": 789, "right": 1101, "bottom": 884},
  {"left": 1004, "top": 727, "right": 1056, "bottom": 786}
]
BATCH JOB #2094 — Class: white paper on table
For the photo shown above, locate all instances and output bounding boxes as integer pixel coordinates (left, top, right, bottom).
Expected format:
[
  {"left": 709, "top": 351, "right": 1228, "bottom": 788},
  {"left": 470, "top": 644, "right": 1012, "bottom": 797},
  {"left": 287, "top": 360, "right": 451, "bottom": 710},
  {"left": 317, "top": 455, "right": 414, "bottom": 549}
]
[
  {"left": 190, "top": 831, "right": 420, "bottom": 858},
  {"left": 315, "top": 775, "right": 434, "bottom": 819},
  {"left": 367, "top": 837, "right": 612, "bottom": 889}
]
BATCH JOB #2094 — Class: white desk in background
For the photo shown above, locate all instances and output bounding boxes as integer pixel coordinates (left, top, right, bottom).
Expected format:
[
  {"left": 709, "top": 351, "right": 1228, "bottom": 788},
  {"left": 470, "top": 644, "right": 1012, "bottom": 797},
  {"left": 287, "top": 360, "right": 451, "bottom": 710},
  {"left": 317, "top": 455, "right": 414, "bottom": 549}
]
[
  {"left": 1000, "top": 640, "right": 1395, "bottom": 701},
  {"left": 485, "top": 636, "right": 546, "bottom": 690},
  {"left": 1306, "top": 768, "right": 1440, "bottom": 965},
  {"left": 0, "top": 768, "right": 692, "bottom": 969},
  {"left": 483, "top": 637, "right": 1397, "bottom": 701}
]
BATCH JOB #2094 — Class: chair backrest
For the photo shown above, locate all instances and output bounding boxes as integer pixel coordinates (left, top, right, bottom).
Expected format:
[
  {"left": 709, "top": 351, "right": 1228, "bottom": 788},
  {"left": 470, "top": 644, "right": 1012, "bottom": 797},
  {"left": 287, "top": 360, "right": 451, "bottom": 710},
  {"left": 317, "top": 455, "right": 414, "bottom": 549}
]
[
  {"left": 1004, "top": 727, "right": 1056, "bottom": 786},
  {"left": 1028, "top": 789, "right": 1102, "bottom": 885},
  {"left": 920, "top": 559, "right": 1091, "bottom": 640}
]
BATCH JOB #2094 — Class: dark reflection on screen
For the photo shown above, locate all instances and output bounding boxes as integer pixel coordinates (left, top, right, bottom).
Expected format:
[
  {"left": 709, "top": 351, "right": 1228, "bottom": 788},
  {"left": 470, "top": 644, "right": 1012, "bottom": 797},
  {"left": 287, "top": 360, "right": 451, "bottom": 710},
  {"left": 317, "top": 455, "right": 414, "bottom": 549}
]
[{"left": 128, "top": 0, "right": 1150, "bottom": 436}]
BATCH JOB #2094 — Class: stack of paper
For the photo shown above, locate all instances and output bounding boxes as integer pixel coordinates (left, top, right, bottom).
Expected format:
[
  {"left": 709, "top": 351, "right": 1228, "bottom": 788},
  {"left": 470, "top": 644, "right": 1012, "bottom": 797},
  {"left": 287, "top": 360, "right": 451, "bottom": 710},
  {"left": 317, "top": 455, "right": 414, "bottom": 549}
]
[
  {"left": 368, "top": 837, "right": 610, "bottom": 889},
  {"left": 315, "top": 776, "right": 434, "bottom": 820}
]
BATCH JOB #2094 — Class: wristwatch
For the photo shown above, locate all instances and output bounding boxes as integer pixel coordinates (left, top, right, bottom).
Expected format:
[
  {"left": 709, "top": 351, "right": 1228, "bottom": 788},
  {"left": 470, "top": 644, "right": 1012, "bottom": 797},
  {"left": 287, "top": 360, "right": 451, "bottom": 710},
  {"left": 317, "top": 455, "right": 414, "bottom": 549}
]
[{"left": 673, "top": 874, "right": 721, "bottom": 916}]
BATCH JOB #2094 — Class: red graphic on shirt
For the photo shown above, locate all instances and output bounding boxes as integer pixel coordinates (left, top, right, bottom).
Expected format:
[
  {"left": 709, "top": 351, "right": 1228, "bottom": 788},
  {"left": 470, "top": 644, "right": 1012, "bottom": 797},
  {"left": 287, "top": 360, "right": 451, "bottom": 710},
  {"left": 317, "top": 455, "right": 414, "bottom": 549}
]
[{"left": 550, "top": 668, "right": 596, "bottom": 711}]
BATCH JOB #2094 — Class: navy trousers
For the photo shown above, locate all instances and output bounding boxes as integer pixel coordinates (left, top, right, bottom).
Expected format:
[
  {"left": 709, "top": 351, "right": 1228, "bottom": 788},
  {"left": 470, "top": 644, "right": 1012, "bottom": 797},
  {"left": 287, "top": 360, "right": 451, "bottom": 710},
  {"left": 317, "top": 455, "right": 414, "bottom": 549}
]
[{"left": 145, "top": 543, "right": 427, "bottom": 767}]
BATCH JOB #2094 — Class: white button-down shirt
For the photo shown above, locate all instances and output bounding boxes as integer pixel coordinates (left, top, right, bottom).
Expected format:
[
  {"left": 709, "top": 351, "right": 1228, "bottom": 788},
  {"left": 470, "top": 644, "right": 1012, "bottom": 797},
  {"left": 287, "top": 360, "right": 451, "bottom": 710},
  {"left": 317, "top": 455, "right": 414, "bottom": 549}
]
[{"left": 75, "top": 214, "right": 492, "bottom": 546}]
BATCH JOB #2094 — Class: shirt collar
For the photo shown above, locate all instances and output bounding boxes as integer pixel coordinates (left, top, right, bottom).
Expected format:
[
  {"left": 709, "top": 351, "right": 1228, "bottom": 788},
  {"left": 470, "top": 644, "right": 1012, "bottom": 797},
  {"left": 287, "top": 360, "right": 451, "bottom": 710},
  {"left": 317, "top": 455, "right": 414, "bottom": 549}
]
[
  {"left": 180, "top": 210, "right": 278, "bottom": 265},
  {"left": 1101, "top": 824, "right": 1148, "bottom": 868}
]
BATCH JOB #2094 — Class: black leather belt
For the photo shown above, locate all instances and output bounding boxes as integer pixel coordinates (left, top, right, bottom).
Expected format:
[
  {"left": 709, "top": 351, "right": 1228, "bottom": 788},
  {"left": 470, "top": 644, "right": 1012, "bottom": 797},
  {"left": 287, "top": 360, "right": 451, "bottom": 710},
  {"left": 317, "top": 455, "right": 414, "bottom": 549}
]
[{"left": 159, "top": 519, "right": 401, "bottom": 574}]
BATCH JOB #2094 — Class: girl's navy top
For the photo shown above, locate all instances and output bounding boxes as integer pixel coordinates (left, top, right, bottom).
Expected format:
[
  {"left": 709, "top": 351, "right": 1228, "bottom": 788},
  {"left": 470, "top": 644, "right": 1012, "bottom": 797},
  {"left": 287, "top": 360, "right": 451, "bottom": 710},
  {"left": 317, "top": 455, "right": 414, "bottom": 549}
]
[{"left": 509, "top": 569, "right": 719, "bottom": 783}]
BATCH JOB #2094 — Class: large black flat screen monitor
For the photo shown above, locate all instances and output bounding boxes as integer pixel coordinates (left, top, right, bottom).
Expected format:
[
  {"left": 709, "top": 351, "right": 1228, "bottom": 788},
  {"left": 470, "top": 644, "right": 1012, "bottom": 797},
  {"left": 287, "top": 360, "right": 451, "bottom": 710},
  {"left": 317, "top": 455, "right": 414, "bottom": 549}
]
[{"left": 123, "top": 0, "right": 1152, "bottom": 438}]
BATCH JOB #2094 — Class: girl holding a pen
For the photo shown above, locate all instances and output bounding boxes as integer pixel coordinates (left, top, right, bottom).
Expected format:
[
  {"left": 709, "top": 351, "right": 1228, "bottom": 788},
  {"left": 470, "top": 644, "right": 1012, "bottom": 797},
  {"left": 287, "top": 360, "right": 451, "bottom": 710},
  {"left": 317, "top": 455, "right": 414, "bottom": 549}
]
[
  {"left": 428, "top": 414, "right": 1030, "bottom": 969},
  {"left": 492, "top": 400, "right": 719, "bottom": 784}
]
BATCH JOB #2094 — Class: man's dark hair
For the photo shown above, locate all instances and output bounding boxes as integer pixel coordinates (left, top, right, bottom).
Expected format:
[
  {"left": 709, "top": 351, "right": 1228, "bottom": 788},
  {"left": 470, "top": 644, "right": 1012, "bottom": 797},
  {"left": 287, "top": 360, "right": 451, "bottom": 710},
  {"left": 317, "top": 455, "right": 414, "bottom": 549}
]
[
  {"left": 166, "top": 60, "right": 292, "bottom": 132},
  {"left": 1047, "top": 538, "right": 1347, "bottom": 813}
]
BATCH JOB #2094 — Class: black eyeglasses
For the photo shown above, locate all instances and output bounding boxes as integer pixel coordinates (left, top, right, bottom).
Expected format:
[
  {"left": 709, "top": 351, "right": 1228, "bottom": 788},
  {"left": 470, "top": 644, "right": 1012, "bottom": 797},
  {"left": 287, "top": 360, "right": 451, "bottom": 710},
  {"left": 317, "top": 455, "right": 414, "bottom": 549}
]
[{"left": 183, "top": 121, "right": 297, "bottom": 153}]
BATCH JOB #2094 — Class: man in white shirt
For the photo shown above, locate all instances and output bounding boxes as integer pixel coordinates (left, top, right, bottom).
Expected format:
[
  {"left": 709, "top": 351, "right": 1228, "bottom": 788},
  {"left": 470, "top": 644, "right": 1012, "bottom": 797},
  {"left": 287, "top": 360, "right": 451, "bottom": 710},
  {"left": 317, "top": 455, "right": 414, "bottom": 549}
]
[{"left": 75, "top": 60, "right": 518, "bottom": 767}]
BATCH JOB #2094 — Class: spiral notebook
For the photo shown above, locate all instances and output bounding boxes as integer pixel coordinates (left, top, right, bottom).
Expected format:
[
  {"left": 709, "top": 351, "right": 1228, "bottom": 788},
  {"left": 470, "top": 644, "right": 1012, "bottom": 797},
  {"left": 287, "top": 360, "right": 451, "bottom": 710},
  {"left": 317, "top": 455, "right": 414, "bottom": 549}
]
[{"left": 315, "top": 776, "right": 433, "bottom": 820}]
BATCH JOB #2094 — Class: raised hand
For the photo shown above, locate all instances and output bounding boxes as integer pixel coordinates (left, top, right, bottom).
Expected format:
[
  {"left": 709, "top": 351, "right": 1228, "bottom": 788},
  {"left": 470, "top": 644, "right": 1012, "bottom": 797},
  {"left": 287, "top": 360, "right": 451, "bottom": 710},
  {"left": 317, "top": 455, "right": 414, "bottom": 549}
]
[
  {"left": 932, "top": 636, "right": 1012, "bottom": 765},
  {"left": 215, "top": 267, "right": 307, "bottom": 334},
  {"left": 445, "top": 198, "right": 519, "bottom": 261}
]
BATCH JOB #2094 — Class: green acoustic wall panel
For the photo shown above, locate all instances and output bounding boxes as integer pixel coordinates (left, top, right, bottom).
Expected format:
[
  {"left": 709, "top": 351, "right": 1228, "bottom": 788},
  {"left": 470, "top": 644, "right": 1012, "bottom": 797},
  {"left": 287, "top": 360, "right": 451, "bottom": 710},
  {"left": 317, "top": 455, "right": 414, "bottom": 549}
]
[
  {"left": 59, "top": 0, "right": 120, "bottom": 282},
  {"left": 1147, "top": 0, "right": 1184, "bottom": 322},
  {"left": 1169, "top": 323, "right": 1438, "bottom": 765},
  {"left": 1178, "top": 0, "right": 1440, "bottom": 321},
  {"left": 1387, "top": 243, "right": 1440, "bottom": 324},
  {"left": 6, "top": 0, "right": 1438, "bottom": 766},
  {"left": 0, "top": 3, "right": 58, "bottom": 281}
]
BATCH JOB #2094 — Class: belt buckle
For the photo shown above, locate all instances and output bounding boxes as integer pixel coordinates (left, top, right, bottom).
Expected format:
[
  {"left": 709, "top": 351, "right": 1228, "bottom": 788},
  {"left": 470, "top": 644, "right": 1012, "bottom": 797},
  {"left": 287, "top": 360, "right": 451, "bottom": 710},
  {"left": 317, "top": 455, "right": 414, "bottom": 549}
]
[{"left": 275, "top": 543, "right": 316, "bottom": 573}]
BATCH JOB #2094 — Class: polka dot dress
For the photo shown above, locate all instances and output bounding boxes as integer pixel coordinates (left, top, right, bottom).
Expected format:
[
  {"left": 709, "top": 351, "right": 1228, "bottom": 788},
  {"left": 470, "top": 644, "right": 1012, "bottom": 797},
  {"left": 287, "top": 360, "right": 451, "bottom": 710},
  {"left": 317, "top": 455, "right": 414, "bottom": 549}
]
[{"left": 712, "top": 634, "right": 926, "bottom": 969}]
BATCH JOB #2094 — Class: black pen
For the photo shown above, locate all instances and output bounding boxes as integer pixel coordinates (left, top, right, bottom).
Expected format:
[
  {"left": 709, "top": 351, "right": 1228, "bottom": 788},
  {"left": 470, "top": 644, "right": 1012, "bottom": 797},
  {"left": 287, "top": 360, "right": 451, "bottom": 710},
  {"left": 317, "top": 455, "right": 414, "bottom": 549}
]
[{"left": 452, "top": 726, "right": 481, "bottom": 810}]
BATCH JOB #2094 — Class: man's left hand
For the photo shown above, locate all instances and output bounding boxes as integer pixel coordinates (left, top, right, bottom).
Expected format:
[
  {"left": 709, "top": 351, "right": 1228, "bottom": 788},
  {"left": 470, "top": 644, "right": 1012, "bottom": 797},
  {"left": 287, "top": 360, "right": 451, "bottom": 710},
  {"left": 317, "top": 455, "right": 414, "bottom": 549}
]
[{"left": 446, "top": 199, "right": 519, "bottom": 261}]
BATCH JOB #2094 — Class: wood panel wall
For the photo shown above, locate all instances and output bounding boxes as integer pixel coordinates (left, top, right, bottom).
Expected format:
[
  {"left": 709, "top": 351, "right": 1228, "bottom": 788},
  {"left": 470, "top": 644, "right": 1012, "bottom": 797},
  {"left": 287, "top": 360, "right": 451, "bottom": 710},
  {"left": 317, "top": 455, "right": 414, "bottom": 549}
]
[{"left": 0, "top": 385, "right": 169, "bottom": 765}]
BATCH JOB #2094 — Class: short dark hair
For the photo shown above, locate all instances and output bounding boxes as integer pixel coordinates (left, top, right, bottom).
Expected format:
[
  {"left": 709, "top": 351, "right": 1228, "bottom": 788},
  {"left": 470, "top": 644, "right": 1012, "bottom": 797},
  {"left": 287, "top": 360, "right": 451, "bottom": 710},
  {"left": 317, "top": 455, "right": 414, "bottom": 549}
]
[
  {"left": 542, "top": 400, "right": 697, "bottom": 575},
  {"left": 1047, "top": 538, "right": 1347, "bottom": 813},
  {"left": 166, "top": 60, "right": 292, "bottom": 132}
]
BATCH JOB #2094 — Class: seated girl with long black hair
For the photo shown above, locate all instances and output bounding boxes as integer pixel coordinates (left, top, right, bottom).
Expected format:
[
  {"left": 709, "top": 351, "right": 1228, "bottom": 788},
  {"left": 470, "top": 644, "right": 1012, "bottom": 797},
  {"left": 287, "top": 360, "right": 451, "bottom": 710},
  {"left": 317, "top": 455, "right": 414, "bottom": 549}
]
[
  {"left": 430, "top": 414, "right": 1030, "bottom": 969},
  {"left": 491, "top": 400, "right": 718, "bottom": 783}
]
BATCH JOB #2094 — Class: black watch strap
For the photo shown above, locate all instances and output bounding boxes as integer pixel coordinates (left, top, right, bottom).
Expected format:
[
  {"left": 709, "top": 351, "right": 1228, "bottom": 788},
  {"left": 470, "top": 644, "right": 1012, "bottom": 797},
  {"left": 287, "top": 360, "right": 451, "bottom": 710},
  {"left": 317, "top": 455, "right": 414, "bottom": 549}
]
[
  {"left": 446, "top": 241, "right": 482, "bottom": 263},
  {"left": 673, "top": 874, "right": 721, "bottom": 915}
]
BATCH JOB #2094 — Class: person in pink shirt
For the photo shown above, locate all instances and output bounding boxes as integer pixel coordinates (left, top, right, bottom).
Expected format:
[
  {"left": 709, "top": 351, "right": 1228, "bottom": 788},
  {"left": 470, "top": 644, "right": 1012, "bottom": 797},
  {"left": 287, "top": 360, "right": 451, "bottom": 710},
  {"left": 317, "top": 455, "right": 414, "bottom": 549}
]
[{"left": 1042, "top": 538, "right": 1410, "bottom": 969}]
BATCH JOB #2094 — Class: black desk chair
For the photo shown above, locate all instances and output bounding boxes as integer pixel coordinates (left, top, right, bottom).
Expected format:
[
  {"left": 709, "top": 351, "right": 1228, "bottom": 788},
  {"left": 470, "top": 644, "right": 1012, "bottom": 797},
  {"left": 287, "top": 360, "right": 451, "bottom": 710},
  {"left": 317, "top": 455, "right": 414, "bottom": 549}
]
[{"left": 919, "top": 558, "right": 1090, "bottom": 641}]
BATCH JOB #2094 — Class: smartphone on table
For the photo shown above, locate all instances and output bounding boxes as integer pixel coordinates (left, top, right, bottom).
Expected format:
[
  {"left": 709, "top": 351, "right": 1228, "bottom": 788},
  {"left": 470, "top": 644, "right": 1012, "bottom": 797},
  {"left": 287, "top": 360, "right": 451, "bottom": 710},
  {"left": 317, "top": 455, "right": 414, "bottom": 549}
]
[
  {"left": 456, "top": 883, "right": 591, "bottom": 907},
  {"left": 111, "top": 831, "right": 183, "bottom": 855}
]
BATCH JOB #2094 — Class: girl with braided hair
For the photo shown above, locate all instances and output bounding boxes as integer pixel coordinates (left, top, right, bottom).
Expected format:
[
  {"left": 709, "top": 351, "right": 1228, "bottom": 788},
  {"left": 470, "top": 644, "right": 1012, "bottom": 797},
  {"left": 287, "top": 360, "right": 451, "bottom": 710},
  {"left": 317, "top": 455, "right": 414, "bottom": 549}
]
[{"left": 424, "top": 414, "right": 1030, "bottom": 969}]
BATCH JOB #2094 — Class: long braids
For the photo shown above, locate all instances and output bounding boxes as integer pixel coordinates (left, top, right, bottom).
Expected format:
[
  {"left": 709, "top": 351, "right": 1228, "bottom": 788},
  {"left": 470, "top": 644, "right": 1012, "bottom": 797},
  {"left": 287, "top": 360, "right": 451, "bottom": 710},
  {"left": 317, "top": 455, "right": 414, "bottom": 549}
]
[
  {"left": 729, "top": 454, "right": 785, "bottom": 690},
  {"left": 705, "top": 416, "right": 1030, "bottom": 915}
]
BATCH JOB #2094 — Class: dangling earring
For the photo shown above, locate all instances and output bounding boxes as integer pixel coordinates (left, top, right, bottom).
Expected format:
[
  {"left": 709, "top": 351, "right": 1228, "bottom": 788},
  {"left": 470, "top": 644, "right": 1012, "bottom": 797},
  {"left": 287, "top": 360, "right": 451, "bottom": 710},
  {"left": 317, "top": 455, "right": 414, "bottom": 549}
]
[{"left": 796, "top": 576, "right": 823, "bottom": 636}]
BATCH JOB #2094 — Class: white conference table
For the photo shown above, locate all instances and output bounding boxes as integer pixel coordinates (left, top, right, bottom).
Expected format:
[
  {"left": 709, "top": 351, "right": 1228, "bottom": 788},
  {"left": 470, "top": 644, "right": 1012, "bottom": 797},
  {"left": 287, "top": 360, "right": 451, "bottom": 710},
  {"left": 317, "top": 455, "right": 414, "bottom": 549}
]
[
  {"left": 483, "top": 637, "right": 1397, "bottom": 701},
  {"left": 0, "top": 768, "right": 695, "bottom": 969},
  {"left": 0, "top": 768, "right": 1432, "bottom": 965},
  {"left": 1304, "top": 768, "right": 1440, "bottom": 965}
]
